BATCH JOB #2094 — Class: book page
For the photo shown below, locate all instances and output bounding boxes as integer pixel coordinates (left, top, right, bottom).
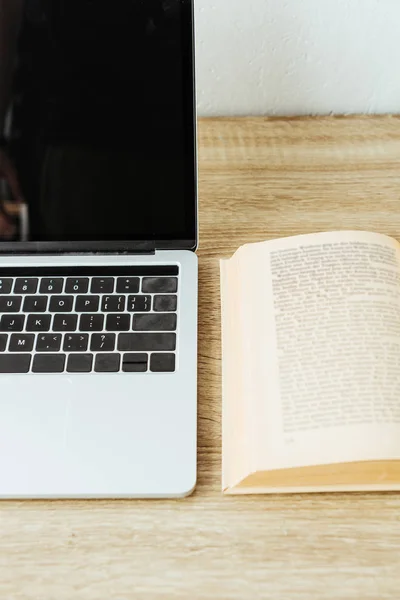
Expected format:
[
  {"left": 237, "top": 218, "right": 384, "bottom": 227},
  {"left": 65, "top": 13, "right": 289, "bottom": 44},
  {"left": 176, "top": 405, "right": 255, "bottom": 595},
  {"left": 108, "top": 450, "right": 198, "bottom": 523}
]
[
  {"left": 221, "top": 255, "right": 252, "bottom": 490},
  {"left": 239, "top": 231, "right": 400, "bottom": 472}
]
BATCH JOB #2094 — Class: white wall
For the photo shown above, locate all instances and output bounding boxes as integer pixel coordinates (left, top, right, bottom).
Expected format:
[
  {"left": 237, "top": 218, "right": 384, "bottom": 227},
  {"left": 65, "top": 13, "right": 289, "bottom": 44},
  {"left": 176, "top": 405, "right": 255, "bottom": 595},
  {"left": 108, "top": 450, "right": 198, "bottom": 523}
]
[{"left": 195, "top": 0, "right": 400, "bottom": 116}]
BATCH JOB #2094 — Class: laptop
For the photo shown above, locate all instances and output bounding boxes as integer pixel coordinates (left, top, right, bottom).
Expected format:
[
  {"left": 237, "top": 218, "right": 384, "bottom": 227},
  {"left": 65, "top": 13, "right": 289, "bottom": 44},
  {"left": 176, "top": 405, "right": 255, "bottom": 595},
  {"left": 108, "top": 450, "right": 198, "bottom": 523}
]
[{"left": 0, "top": 0, "right": 198, "bottom": 498}]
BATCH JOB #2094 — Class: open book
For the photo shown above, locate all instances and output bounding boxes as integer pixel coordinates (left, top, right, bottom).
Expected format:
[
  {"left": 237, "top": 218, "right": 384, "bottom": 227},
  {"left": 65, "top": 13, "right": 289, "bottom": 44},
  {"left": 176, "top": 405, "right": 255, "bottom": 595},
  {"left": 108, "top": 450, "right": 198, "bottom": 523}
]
[{"left": 221, "top": 231, "right": 400, "bottom": 494}]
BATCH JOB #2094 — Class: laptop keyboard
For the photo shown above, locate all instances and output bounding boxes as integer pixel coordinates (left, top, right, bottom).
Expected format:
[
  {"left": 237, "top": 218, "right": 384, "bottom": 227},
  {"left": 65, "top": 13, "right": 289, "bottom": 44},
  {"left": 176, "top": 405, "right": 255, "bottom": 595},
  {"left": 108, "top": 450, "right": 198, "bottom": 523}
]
[{"left": 0, "top": 266, "right": 178, "bottom": 374}]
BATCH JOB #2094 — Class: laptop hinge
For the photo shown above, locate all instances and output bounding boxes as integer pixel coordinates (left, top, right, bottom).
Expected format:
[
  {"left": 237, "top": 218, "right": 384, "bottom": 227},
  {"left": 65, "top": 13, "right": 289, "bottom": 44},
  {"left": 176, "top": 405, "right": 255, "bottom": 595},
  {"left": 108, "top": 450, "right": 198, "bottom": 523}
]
[
  {"left": 83, "top": 241, "right": 156, "bottom": 256},
  {"left": 0, "top": 241, "right": 156, "bottom": 255}
]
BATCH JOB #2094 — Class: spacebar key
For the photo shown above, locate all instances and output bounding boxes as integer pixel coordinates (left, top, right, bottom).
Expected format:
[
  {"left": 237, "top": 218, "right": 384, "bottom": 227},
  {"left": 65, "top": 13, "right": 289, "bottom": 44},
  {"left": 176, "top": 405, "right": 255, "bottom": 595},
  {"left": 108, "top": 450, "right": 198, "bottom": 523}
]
[
  {"left": 0, "top": 354, "right": 31, "bottom": 373},
  {"left": 118, "top": 333, "right": 176, "bottom": 352}
]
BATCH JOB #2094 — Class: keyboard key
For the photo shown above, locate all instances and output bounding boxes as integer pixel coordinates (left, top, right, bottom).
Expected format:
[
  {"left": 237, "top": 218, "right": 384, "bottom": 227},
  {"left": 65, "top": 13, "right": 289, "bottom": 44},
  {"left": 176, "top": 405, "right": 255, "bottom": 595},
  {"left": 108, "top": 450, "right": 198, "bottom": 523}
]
[
  {"left": 67, "top": 353, "right": 93, "bottom": 373},
  {"left": 49, "top": 296, "right": 74, "bottom": 312},
  {"left": 14, "top": 278, "right": 38, "bottom": 294},
  {"left": 118, "top": 333, "right": 176, "bottom": 352},
  {"left": 91, "top": 278, "right": 115, "bottom": 294},
  {"left": 39, "top": 278, "right": 64, "bottom": 294},
  {"left": 65, "top": 278, "right": 89, "bottom": 293},
  {"left": 53, "top": 314, "right": 78, "bottom": 332},
  {"left": 9, "top": 334, "right": 35, "bottom": 352},
  {"left": 64, "top": 334, "right": 89, "bottom": 352},
  {"left": 0, "top": 296, "right": 22, "bottom": 312},
  {"left": 116, "top": 277, "right": 140, "bottom": 293},
  {"left": 23, "top": 296, "right": 48, "bottom": 313},
  {"left": 26, "top": 314, "right": 52, "bottom": 332},
  {"left": 106, "top": 314, "right": 130, "bottom": 331},
  {"left": 132, "top": 313, "right": 177, "bottom": 331},
  {"left": 90, "top": 333, "right": 116, "bottom": 352},
  {"left": 79, "top": 314, "right": 104, "bottom": 332},
  {"left": 142, "top": 277, "right": 177, "bottom": 294},
  {"left": 0, "top": 334, "right": 8, "bottom": 351},
  {"left": 101, "top": 295, "right": 125, "bottom": 312},
  {"left": 153, "top": 295, "right": 177, "bottom": 312},
  {"left": 0, "top": 354, "right": 31, "bottom": 373},
  {"left": 122, "top": 353, "right": 148, "bottom": 372},
  {"left": 36, "top": 334, "right": 62, "bottom": 352},
  {"left": 32, "top": 354, "right": 65, "bottom": 373},
  {"left": 75, "top": 295, "right": 100, "bottom": 312},
  {"left": 0, "top": 278, "right": 13, "bottom": 294},
  {"left": 0, "top": 315, "right": 25, "bottom": 331},
  {"left": 150, "top": 353, "right": 176, "bottom": 373},
  {"left": 127, "top": 295, "right": 151, "bottom": 312},
  {"left": 94, "top": 353, "right": 120, "bottom": 372}
]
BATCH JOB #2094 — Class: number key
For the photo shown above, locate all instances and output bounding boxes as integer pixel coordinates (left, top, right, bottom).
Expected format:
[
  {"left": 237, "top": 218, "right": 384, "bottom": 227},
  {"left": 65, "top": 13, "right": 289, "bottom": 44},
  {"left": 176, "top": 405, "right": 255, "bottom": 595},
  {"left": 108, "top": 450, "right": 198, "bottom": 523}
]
[
  {"left": 14, "top": 278, "right": 38, "bottom": 294},
  {"left": 0, "top": 278, "right": 13, "bottom": 294},
  {"left": 39, "top": 278, "right": 63, "bottom": 294},
  {"left": 65, "top": 278, "right": 89, "bottom": 294},
  {"left": 127, "top": 295, "right": 151, "bottom": 312}
]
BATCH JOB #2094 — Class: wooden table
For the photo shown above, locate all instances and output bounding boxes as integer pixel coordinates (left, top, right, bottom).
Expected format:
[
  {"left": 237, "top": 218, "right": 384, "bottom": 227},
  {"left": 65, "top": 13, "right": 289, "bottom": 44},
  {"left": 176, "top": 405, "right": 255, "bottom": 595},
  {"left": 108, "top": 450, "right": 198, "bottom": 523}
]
[{"left": 2, "top": 116, "right": 400, "bottom": 599}]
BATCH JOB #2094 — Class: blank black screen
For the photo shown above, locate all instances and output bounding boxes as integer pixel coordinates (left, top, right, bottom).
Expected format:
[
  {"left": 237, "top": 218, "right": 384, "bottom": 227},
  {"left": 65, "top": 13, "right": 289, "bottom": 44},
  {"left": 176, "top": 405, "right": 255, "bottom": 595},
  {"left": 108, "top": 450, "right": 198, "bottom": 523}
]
[{"left": 0, "top": 0, "right": 196, "bottom": 247}]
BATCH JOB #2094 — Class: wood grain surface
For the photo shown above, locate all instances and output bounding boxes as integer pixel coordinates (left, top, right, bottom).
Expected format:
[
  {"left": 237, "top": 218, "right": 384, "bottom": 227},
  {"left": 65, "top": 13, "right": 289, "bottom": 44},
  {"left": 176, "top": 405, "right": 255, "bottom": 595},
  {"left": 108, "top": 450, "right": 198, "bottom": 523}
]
[{"left": 2, "top": 116, "right": 400, "bottom": 599}]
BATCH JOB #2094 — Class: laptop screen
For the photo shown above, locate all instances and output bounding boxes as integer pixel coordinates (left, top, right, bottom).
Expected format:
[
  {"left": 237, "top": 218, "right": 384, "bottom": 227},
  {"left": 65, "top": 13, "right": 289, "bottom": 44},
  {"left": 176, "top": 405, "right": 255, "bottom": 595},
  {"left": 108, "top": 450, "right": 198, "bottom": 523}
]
[{"left": 0, "top": 0, "right": 196, "bottom": 249}]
